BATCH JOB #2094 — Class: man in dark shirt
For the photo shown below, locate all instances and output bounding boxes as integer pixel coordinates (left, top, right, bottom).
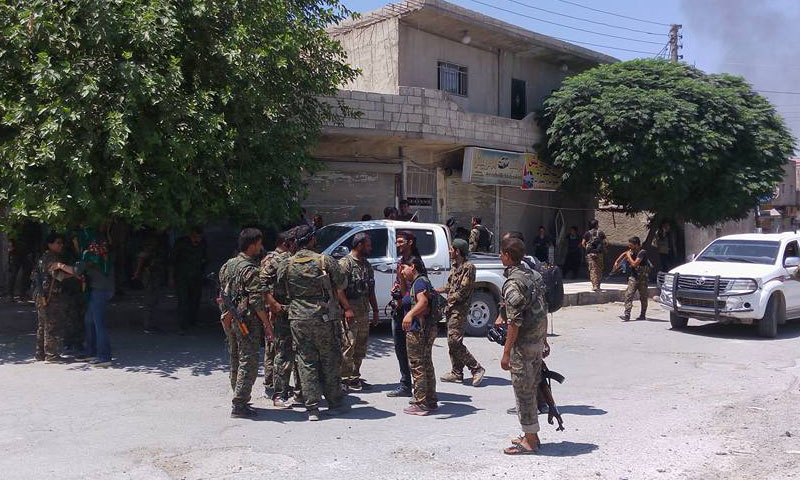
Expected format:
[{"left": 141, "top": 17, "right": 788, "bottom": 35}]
[
  {"left": 532, "top": 226, "right": 551, "bottom": 264},
  {"left": 397, "top": 200, "right": 415, "bottom": 222},
  {"left": 613, "top": 236, "right": 650, "bottom": 321},
  {"left": 171, "top": 227, "right": 208, "bottom": 334},
  {"left": 562, "top": 226, "right": 582, "bottom": 279}
]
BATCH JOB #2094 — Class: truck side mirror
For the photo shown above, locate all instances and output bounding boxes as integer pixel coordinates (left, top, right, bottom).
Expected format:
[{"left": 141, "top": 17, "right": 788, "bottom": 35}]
[
  {"left": 784, "top": 256, "right": 800, "bottom": 268},
  {"left": 331, "top": 245, "right": 350, "bottom": 259}
]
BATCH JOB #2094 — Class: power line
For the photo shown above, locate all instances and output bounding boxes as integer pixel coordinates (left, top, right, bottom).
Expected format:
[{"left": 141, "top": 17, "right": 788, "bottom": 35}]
[
  {"left": 553, "top": 0, "right": 670, "bottom": 27},
  {"left": 468, "top": 0, "right": 665, "bottom": 45},
  {"left": 553, "top": 37, "right": 661, "bottom": 55},
  {"left": 757, "top": 90, "right": 800, "bottom": 96},
  {"left": 503, "top": 0, "right": 666, "bottom": 36}
]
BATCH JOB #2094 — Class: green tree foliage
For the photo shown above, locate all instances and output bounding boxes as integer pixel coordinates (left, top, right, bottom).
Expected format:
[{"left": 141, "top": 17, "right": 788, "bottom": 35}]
[
  {"left": 0, "top": 0, "right": 358, "bottom": 229},
  {"left": 542, "top": 59, "right": 796, "bottom": 229}
]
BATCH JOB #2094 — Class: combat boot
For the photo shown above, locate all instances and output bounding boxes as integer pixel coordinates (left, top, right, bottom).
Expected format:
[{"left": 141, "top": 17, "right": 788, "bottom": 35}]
[
  {"left": 471, "top": 367, "right": 486, "bottom": 387},
  {"left": 231, "top": 404, "right": 257, "bottom": 418},
  {"left": 440, "top": 372, "right": 463, "bottom": 383}
]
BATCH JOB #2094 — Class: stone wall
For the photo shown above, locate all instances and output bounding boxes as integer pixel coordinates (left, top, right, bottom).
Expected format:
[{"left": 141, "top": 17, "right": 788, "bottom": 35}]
[{"left": 322, "top": 86, "right": 539, "bottom": 152}]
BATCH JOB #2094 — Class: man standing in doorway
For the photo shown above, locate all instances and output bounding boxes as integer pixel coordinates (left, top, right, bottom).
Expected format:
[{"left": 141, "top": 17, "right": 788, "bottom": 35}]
[{"left": 582, "top": 220, "right": 607, "bottom": 292}]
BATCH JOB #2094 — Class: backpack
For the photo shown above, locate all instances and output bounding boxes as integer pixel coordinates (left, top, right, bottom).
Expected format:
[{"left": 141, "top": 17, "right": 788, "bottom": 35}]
[
  {"left": 533, "top": 261, "right": 564, "bottom": 313},
  {"left": 410, "top": 275, "right": 446, "bottom": 325},
  {"left": 477, "top": 225, "right": 494, "bottom": 251}
]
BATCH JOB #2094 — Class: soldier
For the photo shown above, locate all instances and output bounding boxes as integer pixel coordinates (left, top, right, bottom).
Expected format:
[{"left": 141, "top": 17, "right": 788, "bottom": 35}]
[
  {"left": 439, "top": 239, "right": 485, "bottom": 386},
  {"left": 32, "top": 233, "right": 70, "bottom": 363},
  {"left": 218, "top": 228, "right": 273, "bottom": 418},
  {"left": 260, "top": 229, "right": 301, "bottom": 407},
  {"left": 400, "top": 255, "right": 438, "bottom": 415},
  {"left": 498, "top": 236, "right": 548, "bottom": 455},
  {"left": 582, "top": 219, "right": 607, "bottom": 292},
  {"left": 339, "top": 232, "right": 380, "bottom": 391},
  {"left": 171, "top": 227, "right": 208, "bottom": 334},
  {"left": 60, "top": 237, "right": 85, "bottom": 355},
  {"left": 469, "top": 217, "right": 492, "bottom": 253},
  {"left": 133, "top": 228, "right": 170, "bottom": 333},
  {"left": 614, "top": 236, "right": 650, "bottom": 321},
  {"left": 275, "top": 225, "right": 352, "bottom": 421}
]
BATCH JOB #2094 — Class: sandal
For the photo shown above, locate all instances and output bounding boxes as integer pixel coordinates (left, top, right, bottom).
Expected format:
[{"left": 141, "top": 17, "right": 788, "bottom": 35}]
[{"left": 503, "top": 443, "right": 538, "bottom": 455}]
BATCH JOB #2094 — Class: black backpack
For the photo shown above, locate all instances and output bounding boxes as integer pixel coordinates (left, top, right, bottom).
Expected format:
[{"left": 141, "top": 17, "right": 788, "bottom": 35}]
[
  {"left": 534, "top": 261, "right": 564, "bottom": 313},
  {"left": 477, "top": 226, "right": 494, "bottom": 251}
]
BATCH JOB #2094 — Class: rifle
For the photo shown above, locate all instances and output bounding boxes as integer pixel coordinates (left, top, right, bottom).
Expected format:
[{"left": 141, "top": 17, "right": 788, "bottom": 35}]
[
  {"left": 539, "top": 362, "right": 565, "bottom": 432},
  {"left": 211, "top": 270, "right": 250, "bottom": 336}
]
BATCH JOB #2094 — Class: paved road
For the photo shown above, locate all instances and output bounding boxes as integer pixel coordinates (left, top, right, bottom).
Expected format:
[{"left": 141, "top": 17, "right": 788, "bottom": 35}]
[{"left": 1, "top": 300, "right": 799, "bottom": 480}]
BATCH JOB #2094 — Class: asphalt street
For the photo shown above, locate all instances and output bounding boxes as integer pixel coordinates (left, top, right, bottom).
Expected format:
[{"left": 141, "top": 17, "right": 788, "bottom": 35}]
[{"left": 1, "top": 299, "right": 799, "bottom": 480}]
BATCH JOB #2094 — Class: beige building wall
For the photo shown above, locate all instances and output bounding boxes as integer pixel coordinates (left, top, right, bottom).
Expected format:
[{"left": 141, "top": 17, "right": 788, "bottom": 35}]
[
  {"left": 332, "top": 18, "right": 400, "bottom": 94},
  {"left": 397, "top": 24, "right": 499, "bottom": 115}
]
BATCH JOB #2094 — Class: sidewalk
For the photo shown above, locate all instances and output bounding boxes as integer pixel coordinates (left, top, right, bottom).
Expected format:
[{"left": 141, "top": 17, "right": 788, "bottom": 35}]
[{"left": 562, "top": 278, "right": 659, "bottom": 308}]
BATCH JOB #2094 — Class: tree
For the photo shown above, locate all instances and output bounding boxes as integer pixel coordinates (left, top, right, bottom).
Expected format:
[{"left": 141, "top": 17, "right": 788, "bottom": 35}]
[
  {"left": 0, "top": 0, "right": 358, "bottom": 229},
  {"left": 541, "top": 59, "right": 796, "bottom": 241}
]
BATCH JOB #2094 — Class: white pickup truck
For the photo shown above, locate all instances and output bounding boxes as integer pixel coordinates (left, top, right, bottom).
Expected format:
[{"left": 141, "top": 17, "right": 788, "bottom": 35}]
[
  {"left": 658, "top": 232, "right": 800, "bottom": 338},
  {"left": 316, "top": 220, "right": 514, "bottom": 336}
]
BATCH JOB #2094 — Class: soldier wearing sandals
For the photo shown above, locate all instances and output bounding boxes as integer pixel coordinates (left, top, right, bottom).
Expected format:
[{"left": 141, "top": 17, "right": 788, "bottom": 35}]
[{"left": 497, "top": 236, "right": 549, "bottom": 455}]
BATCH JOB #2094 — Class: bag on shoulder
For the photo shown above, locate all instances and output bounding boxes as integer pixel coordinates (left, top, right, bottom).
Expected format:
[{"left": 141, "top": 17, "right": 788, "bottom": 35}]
[
  {"left": 533, "top": 262, "right": 564, "bottom": 313},
  {"left": 410, "top": 275, "right": 446, "bottom": 324},
  {"left": 477, "top": 226, "right": 494, "bottom": 251}
]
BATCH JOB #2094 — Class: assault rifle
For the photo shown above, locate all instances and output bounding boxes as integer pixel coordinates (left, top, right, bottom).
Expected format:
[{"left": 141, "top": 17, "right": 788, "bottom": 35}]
[
  {"left": 208, "top": 272, "right": 250, "bottom": 336},
  {"left": 540, "top": 362, "right": 565, "bottom": 432}
]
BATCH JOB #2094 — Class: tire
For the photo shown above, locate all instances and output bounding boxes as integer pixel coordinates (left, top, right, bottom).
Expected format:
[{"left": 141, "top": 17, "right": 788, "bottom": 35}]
[
  {"left": 670, "top": 312, "right": 689, "bottom": 330},
  {"left": 466, "top": 290, "right": 498, "bottom": 337},
  {"left": 758, "top": 295, "right": 779, "bottom": 338}
]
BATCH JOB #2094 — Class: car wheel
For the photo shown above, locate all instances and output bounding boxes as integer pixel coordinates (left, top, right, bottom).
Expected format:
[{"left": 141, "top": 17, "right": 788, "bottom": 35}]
[
  {"left": 758, "top": 295, "right": 779, "bottom": 338},
  {"left": 669, "top": 312, "right": 689, "bottom": 329},
  {"left": 466, "top": 290, "right": 498, "bottom": 337}
]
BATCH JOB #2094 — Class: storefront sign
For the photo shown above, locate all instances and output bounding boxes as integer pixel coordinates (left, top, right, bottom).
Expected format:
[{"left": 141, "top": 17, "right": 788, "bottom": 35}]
[
  {"left": 462, "top": 147, "right": 561, "bottom": 191},
  {"left": 405, "top": 196, "right": 433, "bottom": 208}
]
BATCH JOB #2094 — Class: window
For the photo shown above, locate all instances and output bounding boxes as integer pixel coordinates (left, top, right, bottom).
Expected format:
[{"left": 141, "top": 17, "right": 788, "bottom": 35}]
[
  {"left": 511, "top": 79, "right": 527, "bottom": 120},
  {"left": 697, "top": 240, "right": 780, "bottom": 265},
  {"left": 342, "top": 229, "right": 389, "bottom": 259},
  {"left": 783, "top": 241, "right": 799, "bottom": 262},
  {"left": 316, "top": 225, "right": 353, "bottom": 252},
  {"left": 437, "top": 61, "right": 468, "bottom": 96},
  {"left": 407, "top": 229, "right": 436, "bottom": 256}
]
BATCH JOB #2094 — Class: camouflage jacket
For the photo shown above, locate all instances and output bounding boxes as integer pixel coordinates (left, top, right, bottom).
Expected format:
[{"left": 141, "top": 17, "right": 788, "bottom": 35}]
[
  {"left": 469, "top": 226, "right": 491, "bottom": 253},
  {"left": 260, "top": 249, "right": 291, "bottom": 305},
  {"left": 339, "top": 253, "right": 375, "bottom": 311},
  {"left": 444, "top": 261, "right": 475, "bottom": 310},
  {"left": 275, "top": 249, "right": 345, "bottom": 322},
  {"left": 218, "top": 253, "right": 266, "bottom": 319},
  {"left": 502, "top": 264, "right": 547, "bottom": 345},
  {"left": 34, "top": 250, "right": 64, "bottom": 299}
]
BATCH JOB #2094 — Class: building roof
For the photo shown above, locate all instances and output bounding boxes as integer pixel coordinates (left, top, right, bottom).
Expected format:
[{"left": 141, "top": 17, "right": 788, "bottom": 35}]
[{"left": 329, "top": 0, "right": 618, "bottom": 68}]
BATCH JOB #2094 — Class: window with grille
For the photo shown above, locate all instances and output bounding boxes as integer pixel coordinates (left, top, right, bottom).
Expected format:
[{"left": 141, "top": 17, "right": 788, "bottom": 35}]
[{"left": 437, "top": 61, "right": 468, "bottom": 97}]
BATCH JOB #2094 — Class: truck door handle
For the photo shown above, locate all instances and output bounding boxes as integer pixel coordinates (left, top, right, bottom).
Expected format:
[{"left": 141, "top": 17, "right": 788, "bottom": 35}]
[
  {"left": 430, "top": 265, "right": 445, "bottom": 273},
  {"left": 375, "top": 264, "right": 394, "bottom": 273}
]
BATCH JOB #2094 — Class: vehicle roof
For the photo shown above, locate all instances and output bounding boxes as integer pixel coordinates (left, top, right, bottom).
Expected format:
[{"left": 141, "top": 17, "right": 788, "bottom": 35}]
[
  {"left": 717, "top": 232, "right": 800, "bottom": 242},
  {"left": 323, "top": 220, "right": 445, "bottom": 230}
]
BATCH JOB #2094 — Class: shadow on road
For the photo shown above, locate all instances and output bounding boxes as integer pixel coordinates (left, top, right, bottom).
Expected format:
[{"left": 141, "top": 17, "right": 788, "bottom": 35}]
[
  {"left": 671, "top": 319, "right": 800, "bottom": 340},
  {"left": 537, "top": 441, "right": 598, "bottom": 457},
  {"left": 558, "top": 405, "right": 607, "bottom": 416},
  {"left": 475, "top": 376, "right": 511, "bottom": 387},
  {"left": 433, "top": 402, "right": 483, "bottom": 419}
]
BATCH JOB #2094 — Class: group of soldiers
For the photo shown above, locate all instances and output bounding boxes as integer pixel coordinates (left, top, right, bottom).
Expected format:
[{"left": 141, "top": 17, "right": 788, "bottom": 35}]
[{"left": 218, "top": 224, "right": 550, "bottom": 455}]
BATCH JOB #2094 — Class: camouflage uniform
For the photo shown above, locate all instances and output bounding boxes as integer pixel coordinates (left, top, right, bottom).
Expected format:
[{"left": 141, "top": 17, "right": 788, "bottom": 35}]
[
  {"left": 339, "top": 253, "right": 376, "bottom": 382},
  {"left": 218, "top": 253, "right": 266, "bottom": 407},
  {"left": 406, "top": 275, "right": 438, "bottom": 407},
  {"left": 275, "top": 249, "right": 346, "bottom": 411},
  {"left": 444, "top": 261, "right": 481, "bottom": 378},
  {"left": 60, "top": 245, "right": 85, "bottom": 350},
  {"left": 584, "top": 228, "right": 606, "bottom": 290},
  {"left": 33, "top": 251, "right": 67, "bottom": 360},
  {"left": 260, "top": 249, "right": 297, "bottom": 398},
  {"left": 469, "top": 226, "right": 491, "bottom": 253},
  {"left": 503, "top": 264, "right": 548, "bottom": 434},
  {"left": 139, "top": 233, "right": 169, "bottom": 331},
  {"left": 623, "top": 249, "right": 650, "bottom": 319}
]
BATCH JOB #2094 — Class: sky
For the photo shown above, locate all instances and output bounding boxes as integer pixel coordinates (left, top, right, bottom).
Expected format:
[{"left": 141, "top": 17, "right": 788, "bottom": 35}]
[{"left": 340, "top": 0, "right": 800, "bottom": 147}]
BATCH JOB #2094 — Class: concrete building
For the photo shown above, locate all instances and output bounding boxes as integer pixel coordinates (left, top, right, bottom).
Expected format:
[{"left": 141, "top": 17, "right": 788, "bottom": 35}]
[{"left": 307, "top": 0, "right": 615, "bottom": 247}]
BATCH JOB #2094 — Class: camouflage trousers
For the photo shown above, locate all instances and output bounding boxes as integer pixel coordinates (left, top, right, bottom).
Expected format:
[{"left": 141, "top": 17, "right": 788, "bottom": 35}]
[
  {"left": 511, "top": 340, "right": 544, "bottom": 434},
  {"left": 36, "top": 295, "right": 66, "bottom": 360},
  {"left": 225, "top": 313, "right": 263, "bottom": 406},
  {"left": 271, "top": 313, "right": 301, "bottom": 399},
  {"left": 623, "top": 274, "right": 649, "bottom": 318},
  {"left": 142, "top": 271, "right": 165, "bottom": 330},
  {"left": 341, "top": 306, "right": 370, "bottom": 381},
  {"left": 291, "top": 319, "right": 343, "bottom": 410},
  {"left": 587, "top": 253, "right": 604, "bottom": 290},
  {"left": 263, "top": 337, "right": 275, "bottom": 390},
  {"left": 446, "top": 305, "right": 480, "bottom": 376},
  {"left": 406, "top": 323, "right": 438, "bottom": 407}
]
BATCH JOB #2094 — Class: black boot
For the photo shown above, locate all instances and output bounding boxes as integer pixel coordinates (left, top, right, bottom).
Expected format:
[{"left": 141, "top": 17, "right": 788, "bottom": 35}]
[{"left": 231, "top": 404, "right": 258, "bottom": 418}]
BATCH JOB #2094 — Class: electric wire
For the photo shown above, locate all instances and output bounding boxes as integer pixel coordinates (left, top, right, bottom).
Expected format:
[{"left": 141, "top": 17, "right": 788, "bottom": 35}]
[
  {"left": 553, "top": 37, "right": 661, "bottom": 55},
  {"left": 468, "top": 0, "right": 665, "bottom": 45},
  {"left": 553, "top": 0, "right": 670, "bottom": 27},
  {"left": 503, "top": 0, "right": 666, "bottom": 36}
]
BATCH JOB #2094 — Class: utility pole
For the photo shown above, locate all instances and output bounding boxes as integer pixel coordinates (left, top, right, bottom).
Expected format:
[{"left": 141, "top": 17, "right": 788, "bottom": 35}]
[{"left": 668, "top": 24, "right": 683, "bottom": 62}]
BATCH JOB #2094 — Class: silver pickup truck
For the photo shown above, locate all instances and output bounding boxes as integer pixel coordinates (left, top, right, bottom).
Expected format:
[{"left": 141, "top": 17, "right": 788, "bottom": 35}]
[{"left": 316, "top": 220, "right": 518, "bottom": 336}]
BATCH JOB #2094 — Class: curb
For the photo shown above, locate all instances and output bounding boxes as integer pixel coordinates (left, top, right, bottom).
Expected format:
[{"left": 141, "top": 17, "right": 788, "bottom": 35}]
[{"left": 563, "top": 286, "right": 659, "bottom": 308}]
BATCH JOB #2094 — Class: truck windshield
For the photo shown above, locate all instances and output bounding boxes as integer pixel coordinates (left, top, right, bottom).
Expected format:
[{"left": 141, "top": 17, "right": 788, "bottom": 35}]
[
  {"left": 696, "top": 240, "right": 780, "bottom": 265},
  {"left": 315, "top": 225, "right": 354, "bottom": 252}
]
